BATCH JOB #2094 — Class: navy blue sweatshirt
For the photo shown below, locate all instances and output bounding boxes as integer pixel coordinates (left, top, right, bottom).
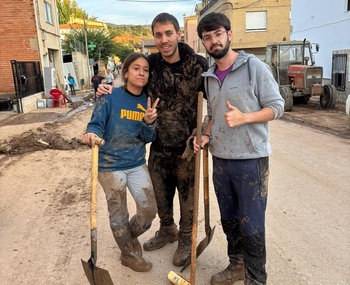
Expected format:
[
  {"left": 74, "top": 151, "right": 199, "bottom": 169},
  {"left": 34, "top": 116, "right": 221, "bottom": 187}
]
[{"left": 86, "top": 87, "right": 156, "bottom": 171}]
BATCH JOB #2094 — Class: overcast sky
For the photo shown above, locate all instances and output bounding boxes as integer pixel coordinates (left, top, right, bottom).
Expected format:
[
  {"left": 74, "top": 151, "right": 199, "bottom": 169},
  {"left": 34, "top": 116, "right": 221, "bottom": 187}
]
[{"left": 74, "top": 0, "right": 199, "bottom": 27}]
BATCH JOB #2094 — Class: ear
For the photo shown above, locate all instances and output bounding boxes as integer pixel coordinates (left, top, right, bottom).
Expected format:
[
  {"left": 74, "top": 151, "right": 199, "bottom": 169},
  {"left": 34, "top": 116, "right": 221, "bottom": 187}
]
[
  {"left": 176, "top": 30, "right": 181, "bottom": 40},
  {"left": 227, "top": 30, "right": 232, "bottom": 42}
]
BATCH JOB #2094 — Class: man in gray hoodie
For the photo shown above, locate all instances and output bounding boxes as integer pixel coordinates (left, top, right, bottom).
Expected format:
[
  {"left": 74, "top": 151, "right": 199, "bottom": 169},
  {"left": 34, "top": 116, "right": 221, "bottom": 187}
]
[{"left": 194, "top": 12, "right": 284, "bottom": 285}]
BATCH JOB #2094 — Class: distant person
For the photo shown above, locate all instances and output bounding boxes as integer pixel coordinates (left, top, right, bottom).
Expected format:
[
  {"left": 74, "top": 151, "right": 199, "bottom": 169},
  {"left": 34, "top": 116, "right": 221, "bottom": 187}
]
[
  {"left": 105, "top": 69, "right": 114, "bottom": 85},
  {"left": 82, "top": 53, "right": 160, "bottom": 272},
  {"left": 91, "top": 71, "right": 104, "bottom": 101},
  {"left": 116, "top": 64, "right": 121, "bottom": 74},
  {"left": 64, "top": 75, "right": 69, "bottom": 92},
  {"left": 67, "top": 73, "right": 76, "bottom": 95}
]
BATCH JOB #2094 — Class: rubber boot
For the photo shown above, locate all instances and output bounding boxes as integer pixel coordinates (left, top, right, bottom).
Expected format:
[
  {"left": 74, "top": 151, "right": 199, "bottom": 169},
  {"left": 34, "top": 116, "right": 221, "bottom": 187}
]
[
  {"left": 210, "top": 255, "right": 245, "bottom": 285},
  {"left": 112, "top": 223, "right": 152, "bottom": 272},
  {"left": 143, "top": 224, "right": 178, "bottom": 251},
  {"left": 173, "top": 231, "right": 192, "bottom": 266}
]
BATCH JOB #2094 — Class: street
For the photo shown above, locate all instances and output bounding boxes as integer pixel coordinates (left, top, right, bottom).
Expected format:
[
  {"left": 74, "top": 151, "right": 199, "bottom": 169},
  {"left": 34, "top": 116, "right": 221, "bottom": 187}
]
[{"left": 0, "top": 103, "right": 349, "bottom": 285}]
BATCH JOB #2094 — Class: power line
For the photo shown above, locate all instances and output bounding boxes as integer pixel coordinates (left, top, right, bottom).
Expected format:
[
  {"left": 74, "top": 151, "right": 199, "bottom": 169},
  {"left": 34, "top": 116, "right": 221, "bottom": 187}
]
[
  {"left": 118, "top": 0, "right": 190, "bottom": 1},
  {"left": 292, "top": 17, "right": 350, "bottom": 34}
]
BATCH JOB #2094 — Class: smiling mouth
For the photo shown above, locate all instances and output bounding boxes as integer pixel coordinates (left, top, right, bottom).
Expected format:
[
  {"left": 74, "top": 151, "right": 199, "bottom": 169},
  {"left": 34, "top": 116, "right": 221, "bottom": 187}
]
[{"left": 161, "top": 45, "right": 171, "bottom": 51}]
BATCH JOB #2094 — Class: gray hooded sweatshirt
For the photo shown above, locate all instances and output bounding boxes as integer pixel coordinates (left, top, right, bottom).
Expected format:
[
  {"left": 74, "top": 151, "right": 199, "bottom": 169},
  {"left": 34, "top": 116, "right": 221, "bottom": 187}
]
[{"left": 202, "top": 50, "right": 284, "bottom": 159}]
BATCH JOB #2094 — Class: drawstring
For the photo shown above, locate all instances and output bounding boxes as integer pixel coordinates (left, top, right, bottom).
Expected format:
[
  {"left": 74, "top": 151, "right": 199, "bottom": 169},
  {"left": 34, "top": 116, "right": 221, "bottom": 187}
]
[{"left": 247, "top": 58, "right": 253, "bottom": 86}]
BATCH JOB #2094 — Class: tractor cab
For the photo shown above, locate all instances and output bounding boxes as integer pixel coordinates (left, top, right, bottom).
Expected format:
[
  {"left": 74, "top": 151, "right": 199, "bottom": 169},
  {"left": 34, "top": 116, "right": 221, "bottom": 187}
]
[{"left": 265, "top": 39, "right": 336, "bottom": 111}]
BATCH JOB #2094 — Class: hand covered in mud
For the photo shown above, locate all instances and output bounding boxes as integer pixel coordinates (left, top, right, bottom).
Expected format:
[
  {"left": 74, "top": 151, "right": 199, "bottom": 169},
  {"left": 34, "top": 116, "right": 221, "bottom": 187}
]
[
  {"left": 96, "top": 84, "right": 113, "bottom": 98},
  {"left": 192, "top": 135, "right": 210, "bottom": 153},
  {"left": 224, "top": 101, "right": 246, "bottom": 128},
  {"left": 143, "top": 97, "right": 160, "bottom": 125},
  {"left": 82, "top": 133, "right": 105, "bottom": 147}
]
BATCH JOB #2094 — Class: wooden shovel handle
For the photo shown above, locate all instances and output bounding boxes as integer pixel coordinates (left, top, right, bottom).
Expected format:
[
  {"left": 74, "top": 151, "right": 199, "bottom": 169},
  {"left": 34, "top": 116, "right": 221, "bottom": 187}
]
[
  {"left": 190, "top": 91, "right": 203, "bottom": 285},
  {"left": 90, "top": 136, "right": 104, "bottom": 263}
]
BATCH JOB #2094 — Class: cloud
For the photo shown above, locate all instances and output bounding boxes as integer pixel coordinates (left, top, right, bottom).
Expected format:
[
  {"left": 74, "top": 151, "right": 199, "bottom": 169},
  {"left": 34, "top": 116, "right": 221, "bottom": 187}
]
[{"left": 76, "top": 0, "right": 198, "bottom": 26}]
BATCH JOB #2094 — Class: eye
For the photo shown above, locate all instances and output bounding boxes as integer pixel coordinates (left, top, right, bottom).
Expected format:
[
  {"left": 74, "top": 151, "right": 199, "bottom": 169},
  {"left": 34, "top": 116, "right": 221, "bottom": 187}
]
[{"left": 203, "top": 35, "right": 211, "bottom": 42}]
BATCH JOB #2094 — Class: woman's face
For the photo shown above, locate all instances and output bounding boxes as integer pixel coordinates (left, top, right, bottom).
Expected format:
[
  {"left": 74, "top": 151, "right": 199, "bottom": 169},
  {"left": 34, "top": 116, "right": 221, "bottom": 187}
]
[{"left": 125, "top": 57, "right": 149, "bottom": 92}]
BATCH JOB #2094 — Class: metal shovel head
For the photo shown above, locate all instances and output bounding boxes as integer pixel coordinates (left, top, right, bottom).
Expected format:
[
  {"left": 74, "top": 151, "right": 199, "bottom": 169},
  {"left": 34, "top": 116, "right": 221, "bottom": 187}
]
[
  {"left": 180, "top": 225, "right": 216, "bottom": 272},
  {"left": 81, "top": 258, "right": 114, "bottom": 285}
]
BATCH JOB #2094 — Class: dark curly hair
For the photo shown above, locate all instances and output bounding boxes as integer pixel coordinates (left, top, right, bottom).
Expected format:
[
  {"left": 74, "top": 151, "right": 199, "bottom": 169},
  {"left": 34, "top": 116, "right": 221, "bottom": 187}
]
[{"left": 197, "top": 12, "right": 231, "bottom": 39}]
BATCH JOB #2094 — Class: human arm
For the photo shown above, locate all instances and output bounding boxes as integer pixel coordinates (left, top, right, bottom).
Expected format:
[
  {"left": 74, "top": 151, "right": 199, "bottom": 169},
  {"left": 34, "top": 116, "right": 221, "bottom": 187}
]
[
  {"left": 224, "top": 101, "right": 275, "bottom": 128},
  {"left": 140, "top": 97, "right": 160, "bottom": 143},
  {"left": 96, "top": 84, "right": 113, "bottom": 98},
  {"left": 82, "top": 133, "right": 101, "bottom": 147},
  {"left": 193, "top": 118, "right": 213, "bottom": 153},
  {"left": 81, "top": 98, "right": 110, "bottom": 146},
  {"left": 143, "top": 97, "right": 160, "bottom": 125}
]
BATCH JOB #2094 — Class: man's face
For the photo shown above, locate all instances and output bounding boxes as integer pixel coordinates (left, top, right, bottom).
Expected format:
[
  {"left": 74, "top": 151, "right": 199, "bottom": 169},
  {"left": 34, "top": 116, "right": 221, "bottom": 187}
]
[
  {"left": 153, "top": 22, "right": 181, "bottom": 63},
  {"left": 201, "top": 28, "right": 232, "bottom": 59}
]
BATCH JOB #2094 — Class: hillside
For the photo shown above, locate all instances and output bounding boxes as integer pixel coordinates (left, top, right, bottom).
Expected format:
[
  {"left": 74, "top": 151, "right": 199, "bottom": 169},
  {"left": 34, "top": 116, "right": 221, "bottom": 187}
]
[{"left": 108, "top": 24, "right": 153, "bottom": 48}]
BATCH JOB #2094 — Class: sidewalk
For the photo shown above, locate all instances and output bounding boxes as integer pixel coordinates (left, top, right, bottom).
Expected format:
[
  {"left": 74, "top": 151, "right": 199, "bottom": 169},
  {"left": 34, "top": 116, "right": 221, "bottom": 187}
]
[{"left": 0, "top": 88, "right": 94, "bottom": 126}]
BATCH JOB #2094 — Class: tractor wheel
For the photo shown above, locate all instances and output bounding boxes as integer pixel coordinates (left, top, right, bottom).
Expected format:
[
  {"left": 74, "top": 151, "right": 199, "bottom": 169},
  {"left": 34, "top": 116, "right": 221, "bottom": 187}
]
[
  {"left": 280, "top": 86, "right": 293, "bottom": 112},
  {"left": 320, "top": 84, "right": 337, "bottom": 109}
]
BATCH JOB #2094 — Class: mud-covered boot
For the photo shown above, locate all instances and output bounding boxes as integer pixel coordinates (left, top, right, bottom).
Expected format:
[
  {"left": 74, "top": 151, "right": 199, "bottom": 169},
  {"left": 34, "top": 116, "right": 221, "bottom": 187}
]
[
  {"left": 113, "top": 224, "right": 152, "bottom": 272},
  {"left": 210, "top": 255, "right": 244, "bottom": 285},
  {"left": 173, "top": 231, "right": 192, "bottom": 266},
  {"left": 143, "top": 224, "right": 178, "bottom": 251}
]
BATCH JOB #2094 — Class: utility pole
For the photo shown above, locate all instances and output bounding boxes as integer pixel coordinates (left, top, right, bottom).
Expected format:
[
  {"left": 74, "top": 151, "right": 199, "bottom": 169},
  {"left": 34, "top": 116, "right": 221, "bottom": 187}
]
[
  {"left": 98, "top": 47, "right": 102, "bottom": 71},
  {"left": 83, "top": 18, "right": 91, "bottom": 83}
]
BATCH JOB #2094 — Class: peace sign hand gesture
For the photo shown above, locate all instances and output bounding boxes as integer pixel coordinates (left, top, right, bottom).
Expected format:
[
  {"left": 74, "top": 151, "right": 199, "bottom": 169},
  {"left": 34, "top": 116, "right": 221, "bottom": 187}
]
[{"left": 144, "top": 97, "right": 160, "bottom": 125}]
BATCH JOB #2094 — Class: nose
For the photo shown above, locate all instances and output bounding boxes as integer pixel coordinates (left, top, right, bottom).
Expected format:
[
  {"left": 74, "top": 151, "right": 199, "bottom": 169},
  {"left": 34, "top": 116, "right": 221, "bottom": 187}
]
[{"left": 160, "top": 34, "right": 168, "bottom": 43}]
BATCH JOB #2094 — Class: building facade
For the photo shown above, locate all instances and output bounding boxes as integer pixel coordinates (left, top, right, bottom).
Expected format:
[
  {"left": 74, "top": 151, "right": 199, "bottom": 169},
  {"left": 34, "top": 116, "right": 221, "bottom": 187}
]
[
  {"left": 193, "top": 0, "right": 291, "bottom": 64},
  {"left": 0, "top": 0, "right": 64, "bottom": 112}
]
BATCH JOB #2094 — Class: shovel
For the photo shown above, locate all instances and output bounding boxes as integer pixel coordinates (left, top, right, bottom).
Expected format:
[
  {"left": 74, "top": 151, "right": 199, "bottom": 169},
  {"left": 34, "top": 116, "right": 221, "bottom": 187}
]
[
  {"left": 180, "top": 144, "right": 216, "bottom": 273},
  {"left": 81, "top": 137, "right": 114, "bottom": 285}
]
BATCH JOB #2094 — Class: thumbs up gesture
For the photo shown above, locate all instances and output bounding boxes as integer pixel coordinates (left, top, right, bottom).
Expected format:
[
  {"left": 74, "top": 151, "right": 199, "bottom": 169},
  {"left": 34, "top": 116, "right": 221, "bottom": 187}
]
[{"left": 224, "top": 101, "right": 245, "bottom": 128}]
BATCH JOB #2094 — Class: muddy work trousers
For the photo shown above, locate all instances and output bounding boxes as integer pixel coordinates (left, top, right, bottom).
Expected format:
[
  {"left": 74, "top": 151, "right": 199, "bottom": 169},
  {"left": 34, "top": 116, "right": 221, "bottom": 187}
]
[
  {"left": 98, "top": 164, "right": 157, "bottom": 234},
  {"left": 212, "top": 156, "right": 269, "bottom": 284},
  {"left": 148, "top": 147, "right": 194, "bottom": 233}
]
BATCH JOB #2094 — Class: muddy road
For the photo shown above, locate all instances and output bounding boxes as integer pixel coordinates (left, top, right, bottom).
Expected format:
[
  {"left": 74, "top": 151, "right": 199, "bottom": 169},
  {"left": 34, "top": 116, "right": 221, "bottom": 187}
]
[{"left": 0, "top": 99, "right": 349, "bottom": 285}]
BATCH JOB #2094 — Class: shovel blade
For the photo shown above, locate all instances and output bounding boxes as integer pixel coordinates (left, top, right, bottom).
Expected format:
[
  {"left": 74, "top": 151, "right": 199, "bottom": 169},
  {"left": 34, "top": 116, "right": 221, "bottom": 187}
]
[
  {"left": 180, "top": 225, "right": 216, "bottom": 272},
  {"left": 81, "top": 259, "right": 114, "bottom": 285}
]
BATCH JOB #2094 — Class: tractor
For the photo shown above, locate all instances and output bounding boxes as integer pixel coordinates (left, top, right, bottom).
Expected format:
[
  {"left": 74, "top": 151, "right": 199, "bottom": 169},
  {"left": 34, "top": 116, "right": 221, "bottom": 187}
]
[{"left": 265, "top": 39, "right": 337, "bottom": 111}]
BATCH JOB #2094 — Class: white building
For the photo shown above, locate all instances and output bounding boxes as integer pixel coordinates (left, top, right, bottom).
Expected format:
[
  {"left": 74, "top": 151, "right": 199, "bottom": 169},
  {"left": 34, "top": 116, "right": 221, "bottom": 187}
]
[{"left": 290, "top": 0, "right": 350, "bottom": 102}]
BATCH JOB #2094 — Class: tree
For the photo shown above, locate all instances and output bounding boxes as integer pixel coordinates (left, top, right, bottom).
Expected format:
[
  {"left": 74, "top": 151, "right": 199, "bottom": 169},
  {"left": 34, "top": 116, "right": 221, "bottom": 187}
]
[
  {"left": 114, "top": 43, "right": 134, "bottom": 62},
  {"left": 61, "top": 28, "right": 118, "bottom": 63},
  {"left": 56, "top": 0, "right": 89, "bottom": 24}
]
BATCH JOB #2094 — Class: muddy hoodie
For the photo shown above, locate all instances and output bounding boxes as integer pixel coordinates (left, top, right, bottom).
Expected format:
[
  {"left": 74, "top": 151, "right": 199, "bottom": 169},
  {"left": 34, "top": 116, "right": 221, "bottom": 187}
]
[
  {"left": 202, "top": 50, "right": 284, "bottom": 159},
  {"left": 147, "top": 42, "right": 208, "bottom": 151}
]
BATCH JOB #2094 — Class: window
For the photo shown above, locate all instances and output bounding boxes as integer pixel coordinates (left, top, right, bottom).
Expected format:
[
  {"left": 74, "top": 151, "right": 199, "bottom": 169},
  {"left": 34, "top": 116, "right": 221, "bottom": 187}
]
[
  {"left": 246, "top": 11, "right": 267, "bottom": 32},
  {"left": 332, "top": 54, "right": 347, "bottom": 91},
  {"left": 348, "top": 0, "right": 350, "bottom": 11},
  {"left": 44, "top": 2, "right": 53, "bottom": 24}
]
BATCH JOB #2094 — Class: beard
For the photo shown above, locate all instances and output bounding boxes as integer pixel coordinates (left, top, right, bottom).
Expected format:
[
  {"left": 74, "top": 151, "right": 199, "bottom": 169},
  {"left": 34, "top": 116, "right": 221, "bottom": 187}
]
[{"left": 207, "top": 41, "right": 230, "bottom": 59}]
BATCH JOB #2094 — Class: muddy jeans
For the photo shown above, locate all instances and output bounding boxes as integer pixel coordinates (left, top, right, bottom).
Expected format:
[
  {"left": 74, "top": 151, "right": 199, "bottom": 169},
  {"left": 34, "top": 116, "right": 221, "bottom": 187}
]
[
  {"left": 148, "top": 147, "right": 194, "bottom": 233},
  {"left": 212, "top": 156, "right": 269, "bottom": 284},
  {"left": 98, "top": 164, "right": 157, "bottom": 233}
]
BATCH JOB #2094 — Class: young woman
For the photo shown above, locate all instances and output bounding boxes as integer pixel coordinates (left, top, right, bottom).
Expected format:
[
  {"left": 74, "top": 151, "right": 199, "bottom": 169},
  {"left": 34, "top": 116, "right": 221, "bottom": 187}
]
[{"left": 82, "top": 53, "right": 160, "bottom": 272}]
